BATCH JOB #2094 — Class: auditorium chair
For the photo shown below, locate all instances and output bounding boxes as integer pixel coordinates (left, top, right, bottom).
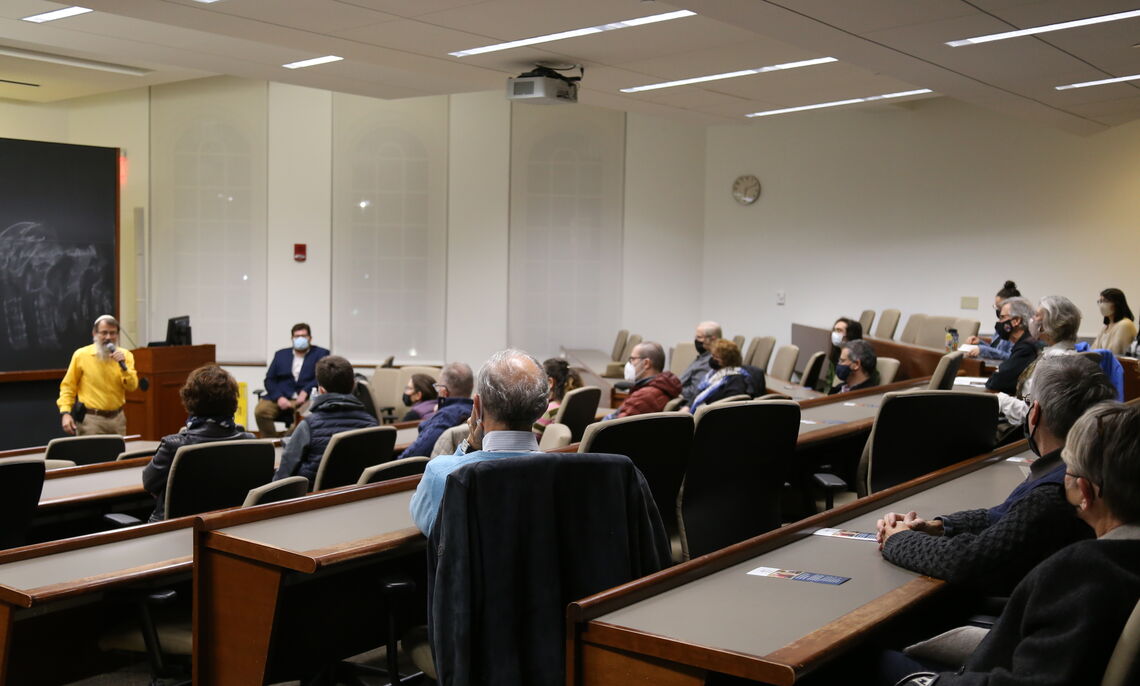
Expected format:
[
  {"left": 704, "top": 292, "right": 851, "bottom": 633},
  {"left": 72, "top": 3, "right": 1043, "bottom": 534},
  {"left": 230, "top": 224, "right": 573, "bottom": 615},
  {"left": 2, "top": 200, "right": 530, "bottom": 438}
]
[
  {"left": 44, "top": 434, "right": 125, "bottom": 466},
  {"left": 312, "top": 425, "right": 398, "bottom": 491},
  {"left": 731, "top": 334, "right": 745, "bottom": 349},
  {"left": 164, "top": 440, "right": 275, "bottom": 519},
  {"left": 117, "top": 447, "right": 158, "bottom": 461},
  {"left": 669, "top": 340, "right": 698, "bottom": 376},
  {"left": 610, "top": 329, "right": 629, "bottom": 362},
  {"left": 929, "top": 351, "right": 965, "bottom": 390},
  {"left": 1102, "top": 596, "right": 1140, "bottom": 686},
  {"left": 242, "top": 475, "right": 309, "bottom": 507},
  {"left": 769, "top": 344, "right": 800, "bottom": 382},
  {"left": 899, "top": 313, "right": 927, "bottom": 344},
  {"left": 679, "top": 400, "right": 799, "bottom": 559},
  {"left": 875, "top": 308, "right": 901, "bottom": 339},
  {"left": 357, "top": 456, "right": 429, "bottom": 484},
  {"left": 0, "top": 458, "right": 45, "bottom": 550},
  {"left": 746, "top": 336, "right": 776, "bottom": 371},
  {"left": 877, "top": 357, "right": 901, "bottom": 385},
  {"left": 538, "top": 422, "right": 572, "bottom": 450},
  {"left": 799, "top": 351, "right": 826, "bottom": 388},
  {"left": 605, "top": 334, "right": 642, "bottom": 378},
  {"left": 858, "top": 309, "right": 875, "bottom": 333},
  {"left": 430, "top": 423, "right": 469, "bottom": 458},
  {"left": 552, "top": 385, "right": 602, "bottom": 442}
]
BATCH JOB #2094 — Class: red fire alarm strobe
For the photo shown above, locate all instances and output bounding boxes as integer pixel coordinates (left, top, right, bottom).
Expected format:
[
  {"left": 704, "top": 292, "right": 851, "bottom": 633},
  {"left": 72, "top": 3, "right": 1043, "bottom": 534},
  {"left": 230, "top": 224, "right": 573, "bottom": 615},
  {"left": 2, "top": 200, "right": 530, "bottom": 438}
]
[{"left": 294, "top": 244, "right": 307, "bottom": 262}]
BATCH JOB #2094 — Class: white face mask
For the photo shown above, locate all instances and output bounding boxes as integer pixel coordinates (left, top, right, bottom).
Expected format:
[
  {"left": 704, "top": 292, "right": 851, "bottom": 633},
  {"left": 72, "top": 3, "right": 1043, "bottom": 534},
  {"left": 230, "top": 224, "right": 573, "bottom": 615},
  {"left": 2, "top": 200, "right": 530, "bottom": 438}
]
[
  {"left": 1099, "top": 302, "right": 1114, "bottom": 317},
  {"left": 831, "top": 331, "right": 844, "bottom": 347},
  {"left": 623, "top": 360, "right": 638, "bottom": 383}
]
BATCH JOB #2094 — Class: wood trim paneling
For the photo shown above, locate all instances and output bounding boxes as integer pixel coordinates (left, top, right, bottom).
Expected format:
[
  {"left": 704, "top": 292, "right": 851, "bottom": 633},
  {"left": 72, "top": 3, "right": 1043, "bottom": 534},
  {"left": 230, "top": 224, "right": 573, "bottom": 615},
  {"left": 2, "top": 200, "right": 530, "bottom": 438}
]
[
  {"left": 43, "top": 455, "right": 151, "bottom": 480},
  {"left": 0, "top": 370, "right": 64, "bottom": 383}
]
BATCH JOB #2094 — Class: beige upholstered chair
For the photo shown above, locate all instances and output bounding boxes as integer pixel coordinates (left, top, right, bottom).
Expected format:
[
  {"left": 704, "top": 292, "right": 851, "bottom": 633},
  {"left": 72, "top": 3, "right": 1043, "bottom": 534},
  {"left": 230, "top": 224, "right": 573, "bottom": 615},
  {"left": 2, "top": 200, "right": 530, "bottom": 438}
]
[
  {"left": 538, "top": 422, "right": 572, "bottom": 450},
  {"left": 357, "top": 456, "right": 429, "bottom": 484},
  {"left": 731, "top": 334, "right": 745, "bottom": 349},
  {"left": 858, "top": 309, "right": 875, "bottom": 333},
  {"left": 552, "top": 386, "right": 603, "bottom": 442},
  {"left": 952, "top": 318, "right": 980, "bottom": 340},
  {"left": 610, "top": 329, "right": 630, "bottom": 362},
  {"left": 747, "top": 336, "right": 777, "bottom": 371},
  {"left": 899, "top": 313, "right": 927, "bottom": 344},
  {"left": 605, "top": 334, "right": 642, "bottom": 377},
  {"left": 928, "top": 351, "right": 965, "bottom": 390},
  {"left": 663, "top": 396, "right": 684, "bottom": 412},
  {"left": 242, "top": 476, "right": 308, "bottom": 507},
  {"left": 915, "top": 315, "right": 960, "bottom": 349},
  {"left": 709, "top": 394, "right": 750, "bottom": 406},
  {"left": 874, "top": 309, "right": 901, "bottom": 339},
  {"left": 1102, "top": 596, "right": 1140, "bottom": 686},
  {"left": 45, "top": 434, "right": 125, "bottom": 466},
  {"left": 117, "top": 448, "right": 157, "bottom": 461},
  {"left": 799, "top": 351, "right": 826, "bottom": 388},
  {"left": 368, "top": 367, "right": 400, "bottom": 420},
  {"left": 669, "top": 341, "right": 698, "bottom": 376},
  {"left": 431, "top": 423, "right": 470, "bottom": 458},
  {"left": 768, "top": 345, "right": 799, "bottom": 382},
  {"left": 877, "top": 357, "right": 901, "bottom": 385},
  {"left": 313, "top": 425, "right": 398, "bottom": 490}
]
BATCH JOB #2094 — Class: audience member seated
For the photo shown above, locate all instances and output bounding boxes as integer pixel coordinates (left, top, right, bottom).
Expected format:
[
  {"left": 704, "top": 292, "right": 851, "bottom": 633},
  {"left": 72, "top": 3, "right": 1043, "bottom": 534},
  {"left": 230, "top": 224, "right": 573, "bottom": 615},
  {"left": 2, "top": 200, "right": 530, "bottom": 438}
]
[
  {"left": 401, "top": 373, "right": 439, "bottom": 422},
  {"left": 687, "top": 339, "right": 751, "bottom": 413},
  {"left": 274, "top": 356, "right": 378, "bottom": 486},
  {"left": 964, "top": 280, "right": 1021, "bottom": 360},
  {"left": 996, "top": 295, "right": 1081, "bottom": 424},
  {"left": 1093, "top": 287, "right": 1137, "bottom": 355},
  {"left": 828, "top": 339, "right": 877, "bottom": 395},
  {"left": 680, "top": 320, "right": 721, "bottom": 406},
  {"left": 983, "top": 296, "right": 1038, "bottom": 396},
  {"left": 877, "top": 355, "right": 1115, "bottom": 595},
  {"left": 410, "top": 349, "right": 548, "bottom": 535},
  {"left": 888, "top": 400, "right": 1140, "bottom": 686},
  {"left": 142, "top": 365, "right": 254, "bottom": 521},
  {"left": 397, "top": 361, "right": 474, "bottom": 459},
  {"left": 534, "top": 358, "right": 581, "bottom": 435},
  {"left": 817, "top": 316, "right": 863, "bottom": 392},
  {"left": 254, "top": 322, "right": 330, "bottom": 438},
  {"left": 604, "top": 341, "right": 681, "bottom": 419}
]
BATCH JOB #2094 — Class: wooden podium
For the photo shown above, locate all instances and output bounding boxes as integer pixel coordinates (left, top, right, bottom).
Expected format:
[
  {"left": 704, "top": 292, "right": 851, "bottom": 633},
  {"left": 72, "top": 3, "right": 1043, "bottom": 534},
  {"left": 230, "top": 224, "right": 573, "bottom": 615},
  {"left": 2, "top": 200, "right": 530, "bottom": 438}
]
[{"left": 124, "top": 344, "right": 215, "bottom": 440}]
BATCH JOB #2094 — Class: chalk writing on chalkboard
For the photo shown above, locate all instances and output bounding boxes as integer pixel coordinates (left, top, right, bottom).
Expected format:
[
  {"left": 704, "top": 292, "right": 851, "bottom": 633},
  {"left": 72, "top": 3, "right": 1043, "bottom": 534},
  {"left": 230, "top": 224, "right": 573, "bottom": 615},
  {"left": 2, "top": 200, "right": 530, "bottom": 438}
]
[{"left": 0, "top": 221, "right": 115, "bottom": 370}]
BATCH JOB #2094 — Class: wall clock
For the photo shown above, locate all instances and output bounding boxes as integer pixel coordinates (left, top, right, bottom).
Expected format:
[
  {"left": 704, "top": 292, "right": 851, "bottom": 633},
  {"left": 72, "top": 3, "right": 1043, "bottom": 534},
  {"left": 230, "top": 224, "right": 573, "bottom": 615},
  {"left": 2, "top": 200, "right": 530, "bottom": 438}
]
[{"left": 732, "top": 174, "right": 761, "bottom": 205}]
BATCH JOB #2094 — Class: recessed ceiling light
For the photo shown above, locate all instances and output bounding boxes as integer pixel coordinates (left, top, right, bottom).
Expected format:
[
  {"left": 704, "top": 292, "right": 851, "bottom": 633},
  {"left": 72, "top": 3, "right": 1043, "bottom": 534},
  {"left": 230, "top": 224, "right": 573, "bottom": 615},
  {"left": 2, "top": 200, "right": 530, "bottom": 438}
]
[
  {"left": 0, "top": 46, "right": 149, "bottom": 76},
  {"left": 282, "top": 55, "right": 343, "bottom": 69},
  {"left": 21, "top": 6, "right": 92, "bottom": 23},
  {"left": 746, "top": 89, "right": 933, "bottom": 118},
  {"left": 449, "top": 10, "right": 696, "bottom": 57},
  {"left": 621, "top": 57, "right": 837, "bottom": 93},
  {"left": 947, "top": 9, "right": 1140, "bottom": 47},
  {"left": 1055, "top": 73, "right": 1140, "bottom": 90}
]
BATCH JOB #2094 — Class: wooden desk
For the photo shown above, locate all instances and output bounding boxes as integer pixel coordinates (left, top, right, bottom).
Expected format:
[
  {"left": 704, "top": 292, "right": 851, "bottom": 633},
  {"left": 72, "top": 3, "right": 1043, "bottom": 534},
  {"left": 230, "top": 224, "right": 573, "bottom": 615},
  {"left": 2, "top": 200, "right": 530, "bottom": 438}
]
[
  {"left": 792, "top": 323, "right": 983, "bottom": 381},
  {"left": 764, "top": 375, "right": 824, "bottom": 402},
  {"left": 567, "top": 442, "right": 1030, "bottom": 685},
  {"left": 193, "top": 477, "right": 425, "bottom": 685},
  {"left": 0, "top": 518, "right": 194, "bottom": 685}
]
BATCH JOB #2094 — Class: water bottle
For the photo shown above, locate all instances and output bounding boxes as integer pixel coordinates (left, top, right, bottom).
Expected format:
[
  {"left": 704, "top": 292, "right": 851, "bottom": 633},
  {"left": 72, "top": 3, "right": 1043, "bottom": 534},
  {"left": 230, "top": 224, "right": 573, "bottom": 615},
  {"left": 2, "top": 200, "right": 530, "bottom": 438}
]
[{"left": 949, "top": 328, "right": 959, "bottom": 351}]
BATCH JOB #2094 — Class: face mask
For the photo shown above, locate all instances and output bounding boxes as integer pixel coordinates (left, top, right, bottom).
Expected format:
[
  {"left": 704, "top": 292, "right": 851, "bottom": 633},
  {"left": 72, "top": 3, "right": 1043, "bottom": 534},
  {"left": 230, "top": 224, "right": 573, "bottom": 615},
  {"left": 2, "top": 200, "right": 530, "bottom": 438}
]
[
  {"left": 623, "top": 361, "right": 638, "bottom": 383},
  {"left": 831, "top": 331, "right": 844, "bottom": 347},
  {"left": 708, "top": 358, "right": 722, "bottom": 371},
  {"left": 835, "top": 363, "right": 852, "bottom": 381},
  {"left": 1022, "top": 407, "right": 1040, "bottom": 457},
  {"left": 401, "top": 393, "right": 413, "bottom": 407},
  {"left": 694, "top": 338, "right": 706, "bottom": 355},
  {"left": 293, "top": 336, "right": 310, "bottom": 352},
  {"left": 1099, "top": 302, "right": 1113, "bottom": 317},
  {"left": 994, "top": 319, "right": 1013, "bottom": 340}
]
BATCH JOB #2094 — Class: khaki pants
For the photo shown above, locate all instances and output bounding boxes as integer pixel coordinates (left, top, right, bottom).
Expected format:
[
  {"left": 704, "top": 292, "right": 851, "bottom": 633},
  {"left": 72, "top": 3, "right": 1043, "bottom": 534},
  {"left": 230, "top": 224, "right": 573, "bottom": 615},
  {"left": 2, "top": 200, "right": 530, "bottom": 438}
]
[
  {"left": 255, "top": 399, "right": 305, "bottom": 438},
  {"left": 79, "top": 411, "right": 126, "bottom": 436}
]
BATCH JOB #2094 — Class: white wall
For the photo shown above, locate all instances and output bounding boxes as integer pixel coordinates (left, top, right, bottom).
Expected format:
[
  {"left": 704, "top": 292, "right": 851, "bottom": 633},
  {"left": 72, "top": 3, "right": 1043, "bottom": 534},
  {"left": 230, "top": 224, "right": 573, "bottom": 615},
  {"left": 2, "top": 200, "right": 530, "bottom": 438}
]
[
  {"left": 622, "top": 112, "right": 705, "bottom": 351},
  {"left": 703, "top": 98, "right": 1140, "bottom": 345}
]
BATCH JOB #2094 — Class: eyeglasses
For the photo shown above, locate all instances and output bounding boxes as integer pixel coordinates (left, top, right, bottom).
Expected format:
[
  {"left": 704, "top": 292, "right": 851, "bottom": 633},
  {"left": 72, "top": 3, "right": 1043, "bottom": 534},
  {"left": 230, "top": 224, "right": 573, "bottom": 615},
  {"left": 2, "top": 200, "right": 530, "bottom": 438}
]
[
  {"left": 628, "top": 355, "right": 646, "bottom": 362},
  {"left": 432, "top": 383, "right": 447, "bottom": 391},
  {"left": 1096, "top": 298, "right": 1108, "bottom": 304}
]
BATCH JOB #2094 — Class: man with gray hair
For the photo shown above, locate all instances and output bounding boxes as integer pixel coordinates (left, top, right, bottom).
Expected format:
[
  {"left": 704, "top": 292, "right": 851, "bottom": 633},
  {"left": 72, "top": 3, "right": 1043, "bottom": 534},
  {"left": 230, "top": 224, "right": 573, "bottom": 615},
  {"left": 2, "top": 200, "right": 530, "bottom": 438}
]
[
  {"left": 410, "top": 349, "right": 548, "bottom": 535},
  {"left": 397, "top": 361, "right": 474, "bottom": 460},
  {"left": 57, "top": 314, "right": 139, "bottom": 435},
  {"left": 605, "top": 341, "right": 681, "bottom": 419},
  {"left": 876, "top": 354, "right": 1116, "bottom": 595},
  {"left": 984, "top": 296, "right": 1039, "bottom": 396},
  {"left": 680, "top": 320, "right": 722, "bottom": 406},
  {"left": 829, "top": 339, "right": 877, "bottom": 395}
]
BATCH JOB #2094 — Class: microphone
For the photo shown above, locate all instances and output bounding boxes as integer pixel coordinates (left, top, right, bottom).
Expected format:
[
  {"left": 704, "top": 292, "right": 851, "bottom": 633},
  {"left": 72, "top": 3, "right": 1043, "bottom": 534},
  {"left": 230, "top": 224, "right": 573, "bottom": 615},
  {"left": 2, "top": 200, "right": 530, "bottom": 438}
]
[{"left": 106, "top": 342, "right": 127, "bottom": 371}]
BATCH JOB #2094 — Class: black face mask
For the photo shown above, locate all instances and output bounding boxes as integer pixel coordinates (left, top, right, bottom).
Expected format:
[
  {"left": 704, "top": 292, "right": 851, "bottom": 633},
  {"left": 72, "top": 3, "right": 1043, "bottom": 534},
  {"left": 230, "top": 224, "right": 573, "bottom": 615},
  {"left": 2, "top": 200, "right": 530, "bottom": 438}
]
[
  {"left": 694, "top": 338, "right": 706, "bottom": 355},
  {"left": 708, "top": 358, "right": 722, "bottom": 370},
  {"left": 401, "top": 393, "right": 414, "bottom": 407},
  {"left": 1022, "top": 410, "right": 1040, "bottom": 457},
  {"left": 994, "top": 319, "right": 1014, "bottom": 340}
]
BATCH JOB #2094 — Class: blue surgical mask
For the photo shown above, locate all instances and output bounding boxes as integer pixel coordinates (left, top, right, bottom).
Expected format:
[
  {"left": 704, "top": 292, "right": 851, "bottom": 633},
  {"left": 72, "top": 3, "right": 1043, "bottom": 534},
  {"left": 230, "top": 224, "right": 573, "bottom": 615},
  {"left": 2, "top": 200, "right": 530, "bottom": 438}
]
[
  {"left": 835, "top": 363, "right": 852, "bottom": 381},
  {"left": 293, "top": 336, "right": 310, "bottom": 352}
]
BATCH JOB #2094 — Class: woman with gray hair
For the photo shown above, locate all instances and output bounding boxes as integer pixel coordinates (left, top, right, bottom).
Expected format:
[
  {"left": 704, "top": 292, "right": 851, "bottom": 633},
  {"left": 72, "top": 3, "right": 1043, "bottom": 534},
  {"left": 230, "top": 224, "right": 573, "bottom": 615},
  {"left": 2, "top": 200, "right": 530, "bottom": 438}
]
[
  {"left": 996, "top": 295, "right": 1083, "bottom": 424},
  {"left": 894, "top": 401, "right": 1140, "bottom": 685}
]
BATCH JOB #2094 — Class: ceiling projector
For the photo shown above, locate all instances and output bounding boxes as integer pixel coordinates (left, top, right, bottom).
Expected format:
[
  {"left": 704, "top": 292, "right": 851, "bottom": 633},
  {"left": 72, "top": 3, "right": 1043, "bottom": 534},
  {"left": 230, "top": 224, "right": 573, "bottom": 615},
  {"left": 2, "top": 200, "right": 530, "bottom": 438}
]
[{"left": 507, "top": 66, "right": 580, "bottom": 105}]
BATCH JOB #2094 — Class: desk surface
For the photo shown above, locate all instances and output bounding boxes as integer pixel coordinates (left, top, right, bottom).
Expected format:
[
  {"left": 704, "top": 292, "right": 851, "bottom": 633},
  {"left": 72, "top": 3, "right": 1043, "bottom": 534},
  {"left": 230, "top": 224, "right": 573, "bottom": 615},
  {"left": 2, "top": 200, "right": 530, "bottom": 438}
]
[
  {"left": 765, "top": 375, "right": 824, "bottom": 402},
  {"left": 572, "top": 445, "right": 1029, "bottom": 685},
  {"left": 0, "top": 438, "right": 160, "bottom": 464}
]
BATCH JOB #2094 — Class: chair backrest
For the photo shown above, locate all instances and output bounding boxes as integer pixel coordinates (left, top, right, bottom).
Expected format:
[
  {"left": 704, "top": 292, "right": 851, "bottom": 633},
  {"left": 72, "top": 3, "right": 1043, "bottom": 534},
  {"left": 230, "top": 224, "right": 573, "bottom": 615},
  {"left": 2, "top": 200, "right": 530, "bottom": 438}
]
[
  {"left": 710, "top": 394, "right": 750, "bottom": 406},
  {"left": 165, "top": 440, "right": 275, "bottom": 519},
  {"left": 663, "top": 396, "right": 684, "bottom": 412},
  {"left": 117, "top": 447, "right": 157, "bottom": 461},
  {"left": 610, "top": 329, "right": 629, "bottom": 362},
  {"left": 861, "top": 391, "right": 997, "bottom": 495},
  {"left": 619, "top": 334, "right": 643, "bottom": 363},
  {"left": 731, "top": 334, "right": 745, "bottom": 349},
  {"left": 369, "top": 367, "right": 401, "bottom": 413},
  {"left": 769, "top": 344, "right": 800, "bottom": 382},
  {"left": 552, "top": 385, "right": 602, "bottom": 442},
  {"left": 431, "top": 423, "right": 470, "bottom": 458},
  {"left": 681, "top": 400, "right": 800, "bottom": 559},
  {"left": 0, "top": 459, "right": 45, "bottom": 550},
  {"left": 877, "top": 357, "right": 901, "bottom": 385},
  {"left": 899, "top": 313, "right": 927, "bottom": 344},
  {"left": 396, "top": 366, "right": 441, "bottom": 405},
  {"left": 313, "top": 425, "right": 398, "bottom": 491},
  {"left": 915, "top": 315, "right": 960, "bottom": 349},
  {"left": 669, "top": 341, "right": 698, "bottom": 376},
  {"left": 747, "top": 336, "right": 777, "bottom": 371},
  {"left": 875, "top": 308, "right": 901, "bottom": 339},
  {"left": 858, "top": 309, "right": 875, "bottom": 333},
  {"left": 242, "top": 476, "right": 309, "bottom": 507},
  {"left": 358, "top": 456, "right": 430, "bottom": 484},
  {"left": 579, "top": 412, "right": 693, "bottom": 538},
  {"left": 427, "top": 453, "right": 670, "bottom": 686},
  {"left": 800, "top": 350, "right": 826, "bottom": 388},
  {"left": 1102, "top": 596, "right": 1140, "bottom": 686},
  {"left": 929, "top": 351, "right": 965, "bottom": 390},
  {"left": 538, "top": 422, "right": 572, "bottom": 451},
  {"left": 352, "top": 377, "right": 379, "bottom": 419},
  {"left": 952, "top": 318, "right": 980, "bottom": 340},
  {"left": 44, "top": 435, "right": 126, "bottom": 466}
]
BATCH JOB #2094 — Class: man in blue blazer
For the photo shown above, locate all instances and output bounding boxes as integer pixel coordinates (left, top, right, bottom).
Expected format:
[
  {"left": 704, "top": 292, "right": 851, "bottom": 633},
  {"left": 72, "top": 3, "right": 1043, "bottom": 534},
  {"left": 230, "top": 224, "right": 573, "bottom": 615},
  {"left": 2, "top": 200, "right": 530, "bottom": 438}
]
[{"left": 254, "top": 322, "right": 330, "bottom": 437}]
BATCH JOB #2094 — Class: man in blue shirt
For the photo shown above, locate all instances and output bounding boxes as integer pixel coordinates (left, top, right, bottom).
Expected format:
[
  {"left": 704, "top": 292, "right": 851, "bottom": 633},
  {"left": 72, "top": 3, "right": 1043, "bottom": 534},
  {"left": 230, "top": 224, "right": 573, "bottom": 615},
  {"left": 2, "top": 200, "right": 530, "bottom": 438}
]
[
  {"left": 254, "top": 322, "right": 330, "bottom": 437},
  {"left": 398, "top": 361, "right": 474, "bottom": 459},
  {"left": 410, "top": 349, "right": 548, "bottom": 535}
]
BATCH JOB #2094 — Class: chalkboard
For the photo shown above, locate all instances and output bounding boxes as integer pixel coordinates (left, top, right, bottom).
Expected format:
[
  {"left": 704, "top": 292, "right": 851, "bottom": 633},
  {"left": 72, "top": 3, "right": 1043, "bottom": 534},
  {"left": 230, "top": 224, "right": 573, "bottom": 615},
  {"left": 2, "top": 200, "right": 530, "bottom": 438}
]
[{"left": 0, "top": 137, "right": 118, "bottom": 372}]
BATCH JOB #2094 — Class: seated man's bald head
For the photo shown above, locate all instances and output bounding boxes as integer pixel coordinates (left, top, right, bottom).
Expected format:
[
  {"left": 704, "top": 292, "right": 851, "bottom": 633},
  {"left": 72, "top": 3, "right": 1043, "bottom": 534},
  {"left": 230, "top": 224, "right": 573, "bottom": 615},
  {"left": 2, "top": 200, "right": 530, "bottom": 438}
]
[{"left": 475, "top": 349, "right": 550, "bottom": 430}]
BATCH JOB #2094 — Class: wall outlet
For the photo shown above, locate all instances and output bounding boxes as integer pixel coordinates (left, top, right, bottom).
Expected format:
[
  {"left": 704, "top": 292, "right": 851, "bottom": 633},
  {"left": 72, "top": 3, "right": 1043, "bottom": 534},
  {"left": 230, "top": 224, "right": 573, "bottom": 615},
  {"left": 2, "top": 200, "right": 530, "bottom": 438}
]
[
  {"left": 960, "top": 296, "right": 979, "bottom": 310},
  {"left": 776, "top": 290, "right": 786, "bottom": 306}
]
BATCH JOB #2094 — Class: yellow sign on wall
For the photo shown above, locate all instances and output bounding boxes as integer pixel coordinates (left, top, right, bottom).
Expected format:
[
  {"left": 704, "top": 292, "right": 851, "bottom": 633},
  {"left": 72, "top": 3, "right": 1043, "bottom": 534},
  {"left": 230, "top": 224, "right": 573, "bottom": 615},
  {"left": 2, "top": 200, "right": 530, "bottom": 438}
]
[{"left": 235, "top": 381, "right": 248, "bottom": 427}]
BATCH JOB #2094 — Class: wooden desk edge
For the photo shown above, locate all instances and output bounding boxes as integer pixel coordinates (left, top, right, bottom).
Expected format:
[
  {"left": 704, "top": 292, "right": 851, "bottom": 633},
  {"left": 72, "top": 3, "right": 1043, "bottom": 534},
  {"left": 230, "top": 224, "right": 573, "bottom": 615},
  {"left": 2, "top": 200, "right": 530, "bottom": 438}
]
[
  {"left": 43, "top": 455, "right": 152, "bottom": 480},
  {"left": 39, "top": 484, "right": 147, "bottom": 509}
]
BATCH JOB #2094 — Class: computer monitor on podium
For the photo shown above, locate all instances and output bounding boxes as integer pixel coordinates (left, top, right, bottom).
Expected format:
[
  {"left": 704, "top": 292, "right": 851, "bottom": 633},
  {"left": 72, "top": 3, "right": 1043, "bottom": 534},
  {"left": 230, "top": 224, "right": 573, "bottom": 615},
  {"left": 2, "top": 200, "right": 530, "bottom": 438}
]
[{"left": 166, "top": 316, "right": 192, "bottom": 346}]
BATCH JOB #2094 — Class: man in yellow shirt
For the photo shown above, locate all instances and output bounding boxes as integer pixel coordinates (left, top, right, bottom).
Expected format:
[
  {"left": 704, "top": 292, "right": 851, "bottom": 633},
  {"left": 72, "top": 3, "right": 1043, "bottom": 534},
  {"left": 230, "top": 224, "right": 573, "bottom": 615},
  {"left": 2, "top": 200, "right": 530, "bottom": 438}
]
[{"left": 57, "top": 315, "right": 139, "bottom": 435}]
